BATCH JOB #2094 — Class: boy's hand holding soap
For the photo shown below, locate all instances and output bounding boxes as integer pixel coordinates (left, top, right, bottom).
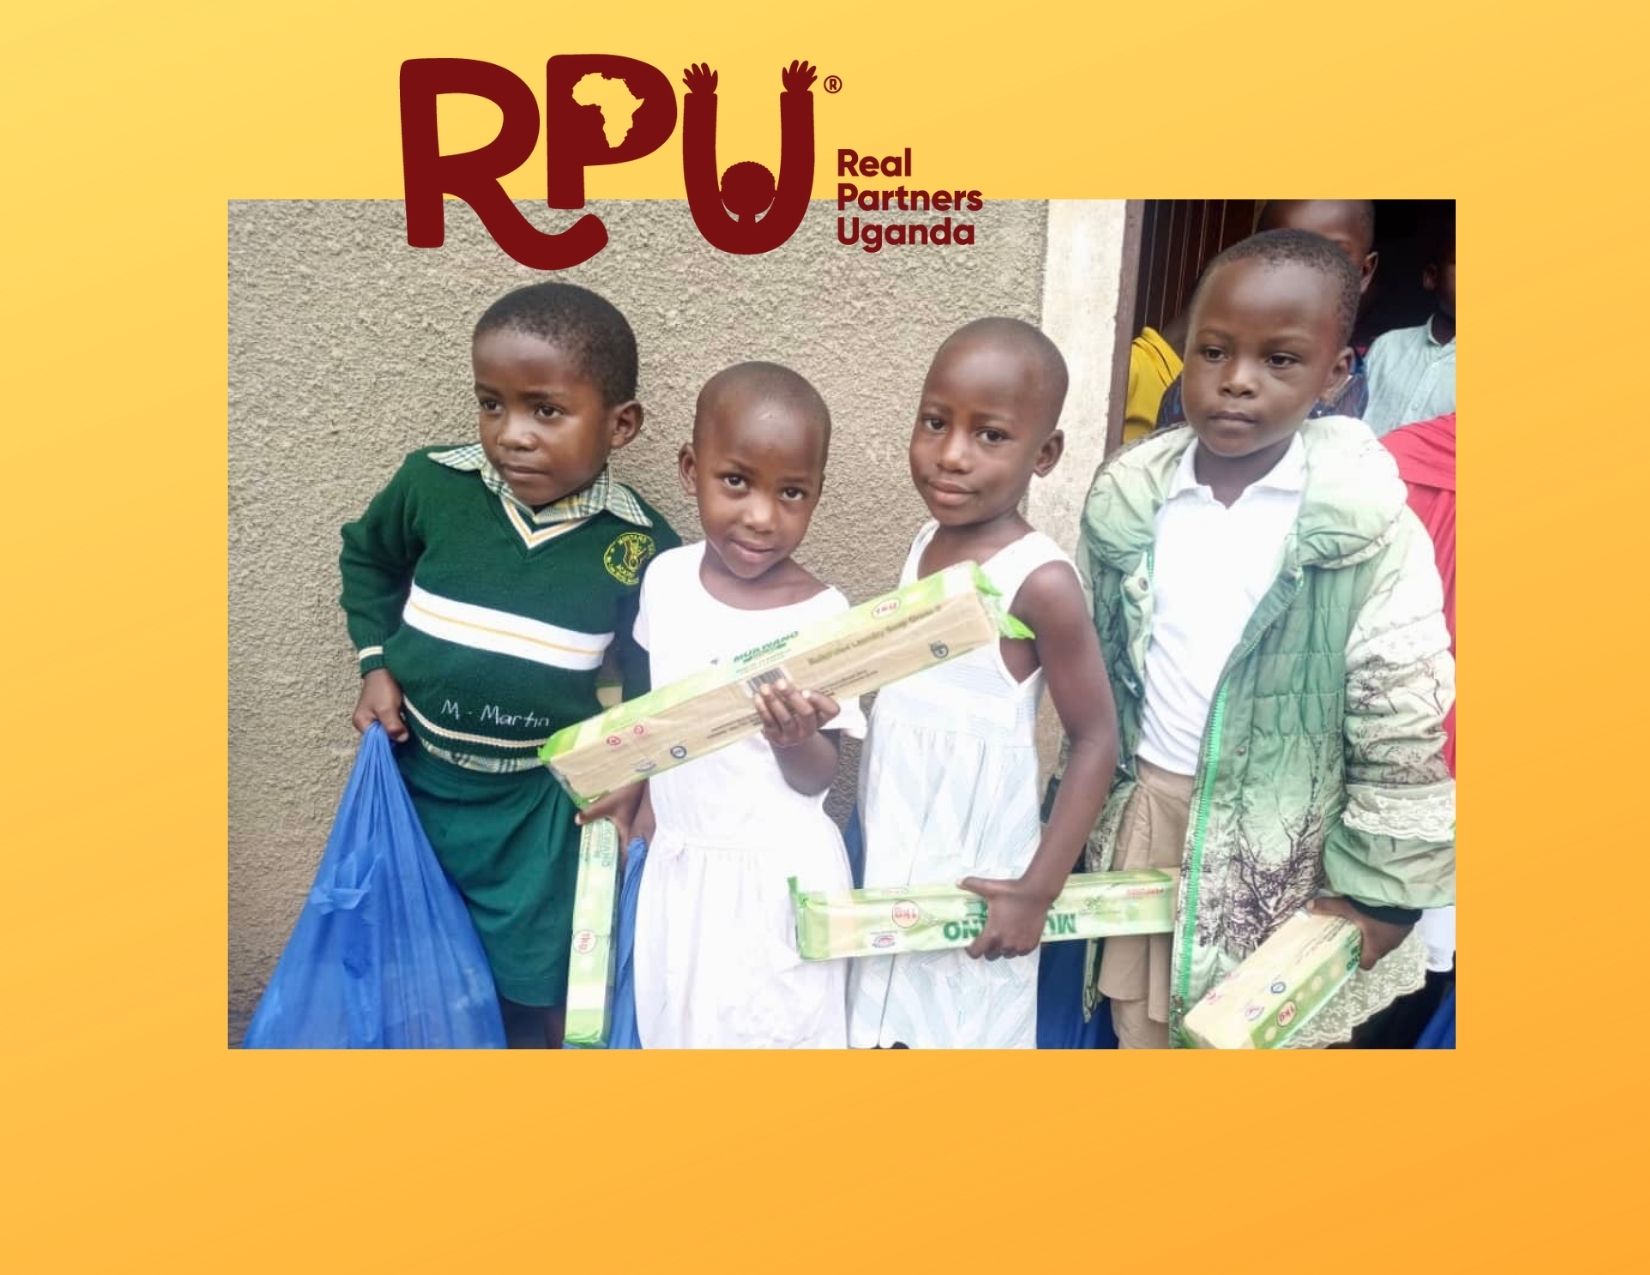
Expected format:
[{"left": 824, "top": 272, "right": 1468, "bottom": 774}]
[{"left": 1308, "top": 895, "right": 1414, "bottom": 970}]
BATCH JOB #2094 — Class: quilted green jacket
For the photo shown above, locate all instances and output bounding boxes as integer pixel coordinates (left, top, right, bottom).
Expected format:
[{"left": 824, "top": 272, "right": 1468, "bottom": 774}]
[{"left": 1063, "top": 417, "right": 1455, "bottom": 1045}]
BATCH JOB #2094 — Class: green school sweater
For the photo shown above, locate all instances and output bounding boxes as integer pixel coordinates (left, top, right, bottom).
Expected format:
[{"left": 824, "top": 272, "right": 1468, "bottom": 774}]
[{"left": 339, "top": 447, "right": 680, "bottom": 765}]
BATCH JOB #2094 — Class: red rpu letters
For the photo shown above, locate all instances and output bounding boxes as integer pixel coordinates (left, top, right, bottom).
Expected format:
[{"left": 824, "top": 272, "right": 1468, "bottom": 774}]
[{"left": 401, "top": 57, "right": 817, "bottom": 268}]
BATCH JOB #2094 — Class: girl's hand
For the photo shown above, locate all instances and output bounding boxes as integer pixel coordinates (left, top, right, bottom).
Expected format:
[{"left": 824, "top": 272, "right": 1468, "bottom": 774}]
[
  {"left": 755, "top": 681, "right": 839, "bottom": 749},
  {"left": 353, "top": 668, "right": 408, "bottom": 742},
  {"left": 957, "top": 876, "right": 1058, "bottom": 960},
  {"left": 756, "top": 683, "right": 843, "bottom": 797}
]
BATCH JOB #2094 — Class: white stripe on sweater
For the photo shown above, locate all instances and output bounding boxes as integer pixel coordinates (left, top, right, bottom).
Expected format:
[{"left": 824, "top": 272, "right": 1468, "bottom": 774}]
[{"left": 401, "top": 583, "right": 613, "bottom": 671}]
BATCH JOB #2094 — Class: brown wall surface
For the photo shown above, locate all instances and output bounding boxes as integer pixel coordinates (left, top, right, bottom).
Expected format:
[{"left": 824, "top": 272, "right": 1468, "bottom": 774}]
[{"left": 228, "top": 199, "right": 1049, "bottom": 1040}]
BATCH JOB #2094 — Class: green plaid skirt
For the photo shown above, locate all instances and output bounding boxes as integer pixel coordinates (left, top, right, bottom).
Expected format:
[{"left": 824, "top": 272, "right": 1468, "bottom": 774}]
[{"left": 396, "top": 741, "right": 578, "bottom": 1007}]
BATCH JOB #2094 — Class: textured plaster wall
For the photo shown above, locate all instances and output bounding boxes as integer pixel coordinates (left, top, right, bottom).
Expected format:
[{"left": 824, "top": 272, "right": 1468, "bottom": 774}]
[{"left": 228, "top": 198, "right": 1050, "bottom": 1040}]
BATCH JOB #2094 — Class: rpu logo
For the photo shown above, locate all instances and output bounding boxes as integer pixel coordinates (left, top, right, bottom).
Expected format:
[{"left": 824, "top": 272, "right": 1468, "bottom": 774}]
[{"left": 400, "top": 56, "right": 818, "bottom": 269}]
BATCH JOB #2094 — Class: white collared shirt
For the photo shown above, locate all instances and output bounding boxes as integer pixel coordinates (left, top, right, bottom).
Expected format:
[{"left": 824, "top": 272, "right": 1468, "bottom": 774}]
[
  {"left": 1137, "top": 436, "right": 1306, "bottom": 776},
  {"left": 1363, "top": 316, "right": 1456, "bottom": 436}
]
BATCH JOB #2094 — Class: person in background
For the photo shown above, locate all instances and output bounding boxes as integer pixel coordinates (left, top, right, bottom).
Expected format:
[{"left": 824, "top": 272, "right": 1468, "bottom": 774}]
[
  {"left": 1260, "top": 199, "right": 1380, "bottom": 293},
  {"left": 1364, "top": 219, "right": 1455, "bottom": 436},
  {"left": 1122, "top": 312, "right": 1186, "bottom": 445},
  {"left": 1383, "top": 413, "right": 1455, "bottom": 772}
]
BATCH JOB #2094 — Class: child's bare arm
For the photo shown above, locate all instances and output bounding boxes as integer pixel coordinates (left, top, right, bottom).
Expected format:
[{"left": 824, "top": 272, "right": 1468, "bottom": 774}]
[
  {"left": 961, "top": 562, "right": 1118, "bottom": 960},
  {"left": 756, "top": 681, "right": 842, "bottom": 796}
]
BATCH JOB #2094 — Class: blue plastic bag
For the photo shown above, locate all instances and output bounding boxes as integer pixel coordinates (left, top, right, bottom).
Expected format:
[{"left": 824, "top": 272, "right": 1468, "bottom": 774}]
[
  {"left": 244, "top": 725, "right": 506, "bottom": 1049},
  {"left": 603, "top": 837, "right": 649, "bottom": 1050}
]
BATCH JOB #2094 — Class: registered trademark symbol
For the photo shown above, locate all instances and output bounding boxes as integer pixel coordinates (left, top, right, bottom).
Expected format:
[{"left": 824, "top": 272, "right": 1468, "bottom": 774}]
[{"left": 824, "top": 75, "right": 842, "bottom": 93}]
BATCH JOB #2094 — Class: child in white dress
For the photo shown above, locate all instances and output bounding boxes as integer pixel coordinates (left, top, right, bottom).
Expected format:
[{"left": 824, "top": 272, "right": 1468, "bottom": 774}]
[
  {"left": 632, "top": 362, "right": 863, "bottom": 1048},
  {"left": 848, "top": 318, "right": 1119, "bottom": 1049}
]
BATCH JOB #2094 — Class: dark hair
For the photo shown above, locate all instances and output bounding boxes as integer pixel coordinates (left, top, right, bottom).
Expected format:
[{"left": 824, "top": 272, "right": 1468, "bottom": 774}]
[
  {"left": 937, "top": 316, "right": 1069, "bottom": 431},
  {"left": 1195, "top": 228, "right": 1362, "bottom": 346},
  {"left": 473, "top": 282, "right": 638, "bottom": 406},
  {"left": 694, "top": 361, "right": 832, "bottom": 452}
]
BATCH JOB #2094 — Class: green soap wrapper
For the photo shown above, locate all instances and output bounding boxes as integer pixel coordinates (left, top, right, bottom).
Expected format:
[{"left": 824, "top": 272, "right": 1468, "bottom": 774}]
[
  {"left": 540, "top": 561, "right": 1027, "bottom": 808},
  {"left": 1182, "top": 910, "right": 1363, "bottom": 1049},
  {"left": 563, "top": 819, "right": 621, "bottom": 1048},
  {"left": 790, "top": 869, "right": 1177, "bottom": 961}
]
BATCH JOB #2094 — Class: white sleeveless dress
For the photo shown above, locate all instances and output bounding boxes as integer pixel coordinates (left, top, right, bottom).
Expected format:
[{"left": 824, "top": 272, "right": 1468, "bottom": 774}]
[
  {"left": 633, "top": 543, "right": 865, "bottom": 1048},
  {"left": 847, "top": 521, "right": 1077, "bottom": 1049}
]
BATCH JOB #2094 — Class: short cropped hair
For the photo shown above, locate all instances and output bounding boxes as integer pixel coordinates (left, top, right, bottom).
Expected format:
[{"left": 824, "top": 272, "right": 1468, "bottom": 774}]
[
  {"left": 695, "top": 361, "right": 833, "bottom": 450},
  {"left": 937, "top": 316, "right": 1069, "bottom": 431},
  {"left": 1196, "top": 228, "right": 1363, "bottom": 346},
  {"left": 473, "top": 282, "right": 639, "bottom": 406}
]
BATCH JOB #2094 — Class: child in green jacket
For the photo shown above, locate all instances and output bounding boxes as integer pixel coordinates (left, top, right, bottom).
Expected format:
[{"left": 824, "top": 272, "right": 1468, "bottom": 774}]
[
  {"left": 340, "top": 282, "right": 679, "bottom": 1047},
  {"left": 1058, "top": 229, "right": 1455, "bottom": 1047}
]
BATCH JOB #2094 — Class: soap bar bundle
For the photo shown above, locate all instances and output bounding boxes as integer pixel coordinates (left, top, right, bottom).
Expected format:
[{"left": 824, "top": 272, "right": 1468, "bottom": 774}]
[
  {"left": 541, "top": 562, "right": 1024, "bottom": 807},
  {"left": 1182, "top": 910, "right": 1362, "bottom": 1049},
  {"left": 563, "top": 819, "right": 622, "bottom": 1048},
  {"left": 790, "top": 869, "right": 1178, "bottom": 961}
]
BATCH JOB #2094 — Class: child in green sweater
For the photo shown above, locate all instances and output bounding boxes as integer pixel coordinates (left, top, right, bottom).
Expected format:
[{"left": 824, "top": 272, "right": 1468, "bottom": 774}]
[{"left": 340, "top": 282, "right": 680, "bottom": 1048}]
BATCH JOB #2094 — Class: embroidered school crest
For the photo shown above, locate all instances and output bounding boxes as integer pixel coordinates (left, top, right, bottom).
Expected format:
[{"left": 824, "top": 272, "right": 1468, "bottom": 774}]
[{"left": 603, "top": 531, "right": 656, "bottom": 584}]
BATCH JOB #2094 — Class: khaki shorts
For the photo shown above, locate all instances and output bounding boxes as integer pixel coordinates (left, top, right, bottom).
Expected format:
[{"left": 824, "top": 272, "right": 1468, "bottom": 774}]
[{"left": 1100, "top": 757, "right": 1194, "bottom": 1049}]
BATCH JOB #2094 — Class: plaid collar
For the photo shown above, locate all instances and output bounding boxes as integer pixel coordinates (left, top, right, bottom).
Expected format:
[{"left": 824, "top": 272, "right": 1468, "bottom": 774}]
[{"left": 429, "top": 443, "right": 651, "bottom": 528}]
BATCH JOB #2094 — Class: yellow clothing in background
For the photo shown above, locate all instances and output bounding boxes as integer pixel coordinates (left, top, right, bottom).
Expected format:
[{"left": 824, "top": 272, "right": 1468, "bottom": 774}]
[{"left": 1123, "top": 327, "right": 1182, "bottom": 445}]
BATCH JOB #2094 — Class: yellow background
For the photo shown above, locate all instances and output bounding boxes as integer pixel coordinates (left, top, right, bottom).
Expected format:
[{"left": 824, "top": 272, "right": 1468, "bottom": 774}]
[{"left": 6, "top": 0, "right": 1644, "bottom": 1267}]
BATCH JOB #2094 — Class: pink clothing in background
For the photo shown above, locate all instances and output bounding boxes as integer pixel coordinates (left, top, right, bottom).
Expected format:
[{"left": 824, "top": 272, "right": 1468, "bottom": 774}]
[{"left": 1381, "top": 413, "right": 1456, "bottom": 774}]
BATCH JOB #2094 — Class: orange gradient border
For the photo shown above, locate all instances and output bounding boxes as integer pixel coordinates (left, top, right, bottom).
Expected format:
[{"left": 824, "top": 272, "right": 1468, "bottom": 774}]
[{"left": 5, "top": 2, "right": 1641, "bottom": 1268}]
